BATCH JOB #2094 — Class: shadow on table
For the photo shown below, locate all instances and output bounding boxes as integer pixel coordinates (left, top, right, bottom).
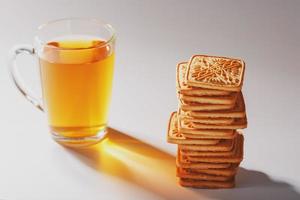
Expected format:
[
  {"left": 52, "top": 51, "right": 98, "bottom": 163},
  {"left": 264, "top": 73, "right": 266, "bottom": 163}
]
[
  {"left": 198, "top": 168, "right": 300, "bottom": 200},
  {"left": 66, "top": 128, "right": 300, "bottom": 200}
]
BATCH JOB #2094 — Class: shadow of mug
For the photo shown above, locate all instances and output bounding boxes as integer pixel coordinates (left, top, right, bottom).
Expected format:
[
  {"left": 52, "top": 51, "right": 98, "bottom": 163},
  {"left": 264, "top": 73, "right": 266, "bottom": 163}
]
[{"left": 66, "top": 128, "right": 300, "bottom": 200}]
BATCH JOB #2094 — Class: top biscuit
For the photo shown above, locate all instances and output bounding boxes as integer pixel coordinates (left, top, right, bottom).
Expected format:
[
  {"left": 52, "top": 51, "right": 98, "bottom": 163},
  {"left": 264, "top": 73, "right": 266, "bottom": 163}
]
[
  {"left": 186, "top": 55, "right": 245, "bottom": 91},
  {"left": 177, "top": 62, "right": 232, "bottom": 96}
]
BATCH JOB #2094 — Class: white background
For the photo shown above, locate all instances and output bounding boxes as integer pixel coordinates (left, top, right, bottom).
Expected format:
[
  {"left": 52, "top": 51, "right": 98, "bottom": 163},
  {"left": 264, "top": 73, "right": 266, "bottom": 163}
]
[{"left": 0, "top": 0, "right": 300, "bottom": 199}]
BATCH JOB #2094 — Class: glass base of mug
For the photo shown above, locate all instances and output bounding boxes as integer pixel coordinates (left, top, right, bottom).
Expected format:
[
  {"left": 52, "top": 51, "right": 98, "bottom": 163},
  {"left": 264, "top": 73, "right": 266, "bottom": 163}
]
[{"left": 51, "top": 127, "right": 107, "bottom": 148}]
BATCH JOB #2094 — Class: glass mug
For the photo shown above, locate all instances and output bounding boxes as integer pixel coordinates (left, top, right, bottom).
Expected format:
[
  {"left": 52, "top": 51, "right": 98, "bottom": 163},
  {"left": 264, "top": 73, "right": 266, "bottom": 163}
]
[{"left": 8, "top": 18, "right": 115, "bottom": 147}]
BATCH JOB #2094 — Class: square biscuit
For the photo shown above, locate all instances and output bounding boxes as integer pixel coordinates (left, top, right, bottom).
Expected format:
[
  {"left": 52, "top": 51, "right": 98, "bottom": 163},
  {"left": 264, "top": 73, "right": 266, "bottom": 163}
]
[
  {"left": 179, "top": 134, "right": 239, "bottom": 157},
  {"left": 177, "top": 167, "right": 233, "bottom": 181},
  {"left": 175, "top": 111, "right": 236, "bottom": 139},
  {"left": 176, "top": 62, "right": 231, "bottom": 96},
  {"left": 180, "top": 116, "right": 235, "bottom": 125},
  {"left": 167, "top": 112, "right": 220, "bottom": 145},
  {"left": 180, "top": 115, "right": 247, "bottom": 130},
  {"left": 187, "top": 164, "right": 239, "bottom": 177},
  {"left": 186, "top": 134, "right": 243, "bottom": 163},
  {"left": 183, "top": 130, "right": 237, "bottom": 140},
  {"left": 180, "top": 92, "right": 246, "bottom": 118},
  {"left": 179, "top": 137, "right": 235, "bottom": 152},
  {"left": 179, "top": 93, "right": 237, "bottom": 105},
  {"left": 176, "top": 151, "right": 231, "bottom": 169},
  {"left": 178, "top": 109, "right": 235, "bottom": 125},
  {"left": 180, "top": 101, "right": 235, "bottom": 111},
  {"left": 179, "top": 178, "right": 235, "bottom": 189},
  {"left": 186, "top": 55, "right": 245, "bottom": 92}
]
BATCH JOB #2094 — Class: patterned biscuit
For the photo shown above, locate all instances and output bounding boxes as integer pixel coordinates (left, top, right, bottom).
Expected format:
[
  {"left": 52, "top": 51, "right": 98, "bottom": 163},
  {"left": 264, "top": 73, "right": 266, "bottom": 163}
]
[
  {"left": 185, "top": 55, "right": 245, "bottom": 92},
  {"left": 188, "top": 164, "right": 239, "bottom": 177},
  {"left": 179, "top": 115, "right": 247, "bottom": 130},
  {"left": 179, "top": 135, "right": 238, "bottom": 156},
  {"left": 176, "top": 152, "right": 231, "bottom": 169},
  {"left": 177, "top": 111, "right": 235, "bottom": 134},
  {"left": 174, "top": 111, "right": 236, "bottom": 139},
  {"left": 179, "top": 178, "right": 235, "bottom": 189},
  {"left": 176, "top": 62, "right": 231, "bottom": 96},
  {"left": 178, "top": 109, "right": 235, "bottom": 125},
  {"left": 180, "top": 92, "right": 246, "bottom": 118},
  {"left": 179, "top": 138, "right": 234, "bottom": 152},
  {"left": 179, "top": 93, "right": 237, "bottom": 105},
  {"left": 180, "top": 149, "right": 235, "bottom": 157},
  {"left": 167, "top": 112, "right": 220, "bottom": 145},
  {"left": 181, "top": 128, "right": 235, "bottom": 137},
  {"left": 180, "top": 101, "right": 235, "bottom": 111},
  {"left": 180, "top": 116, "right": 235, "bottom": 125},
  {"left": 177, "top": 167, "right": 233, "bottom": 181},
  {"left": 183, "top": 130, "right": 237, "bottom": 139},
  {"left": 186, "top": 134, "right": 243, "bottom": 163}
]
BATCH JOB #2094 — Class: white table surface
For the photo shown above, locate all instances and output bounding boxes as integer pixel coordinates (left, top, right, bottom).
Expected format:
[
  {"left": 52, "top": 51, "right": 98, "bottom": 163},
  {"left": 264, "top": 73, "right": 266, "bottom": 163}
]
[{"left": 1, "top": 0, "right": 300, "bottom": 199}]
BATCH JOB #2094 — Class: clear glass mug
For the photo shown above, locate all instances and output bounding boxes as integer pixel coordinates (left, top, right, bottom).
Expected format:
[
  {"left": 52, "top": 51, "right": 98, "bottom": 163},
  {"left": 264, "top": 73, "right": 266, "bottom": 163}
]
[{"left": 8, "top": 18, "right": 115, "bottom": 147}]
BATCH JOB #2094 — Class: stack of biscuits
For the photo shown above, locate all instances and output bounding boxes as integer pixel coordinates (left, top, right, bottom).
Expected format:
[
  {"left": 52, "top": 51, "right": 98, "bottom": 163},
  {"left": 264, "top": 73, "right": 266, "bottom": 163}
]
[{"left": 167, "top": 55, "right": 247, "bottom": 189}]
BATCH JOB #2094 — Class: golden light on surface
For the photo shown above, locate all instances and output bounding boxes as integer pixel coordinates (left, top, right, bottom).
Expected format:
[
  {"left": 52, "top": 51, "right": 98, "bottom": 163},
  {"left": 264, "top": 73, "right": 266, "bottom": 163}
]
[{"left": 68, "top": 128, "right": 201, "bottom": 199}]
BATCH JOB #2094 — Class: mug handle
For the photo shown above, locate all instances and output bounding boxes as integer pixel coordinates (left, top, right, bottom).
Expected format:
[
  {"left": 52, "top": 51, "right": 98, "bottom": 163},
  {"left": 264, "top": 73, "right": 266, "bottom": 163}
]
[{"left": 8, "top": 44, "right": 44, "bottom": 111}]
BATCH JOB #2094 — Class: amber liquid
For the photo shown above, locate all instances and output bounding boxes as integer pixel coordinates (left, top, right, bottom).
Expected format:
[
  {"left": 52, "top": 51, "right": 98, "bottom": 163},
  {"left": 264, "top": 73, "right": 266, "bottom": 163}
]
[{"left": 39, "top": 39, "right": 114, "bottom": 138}]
